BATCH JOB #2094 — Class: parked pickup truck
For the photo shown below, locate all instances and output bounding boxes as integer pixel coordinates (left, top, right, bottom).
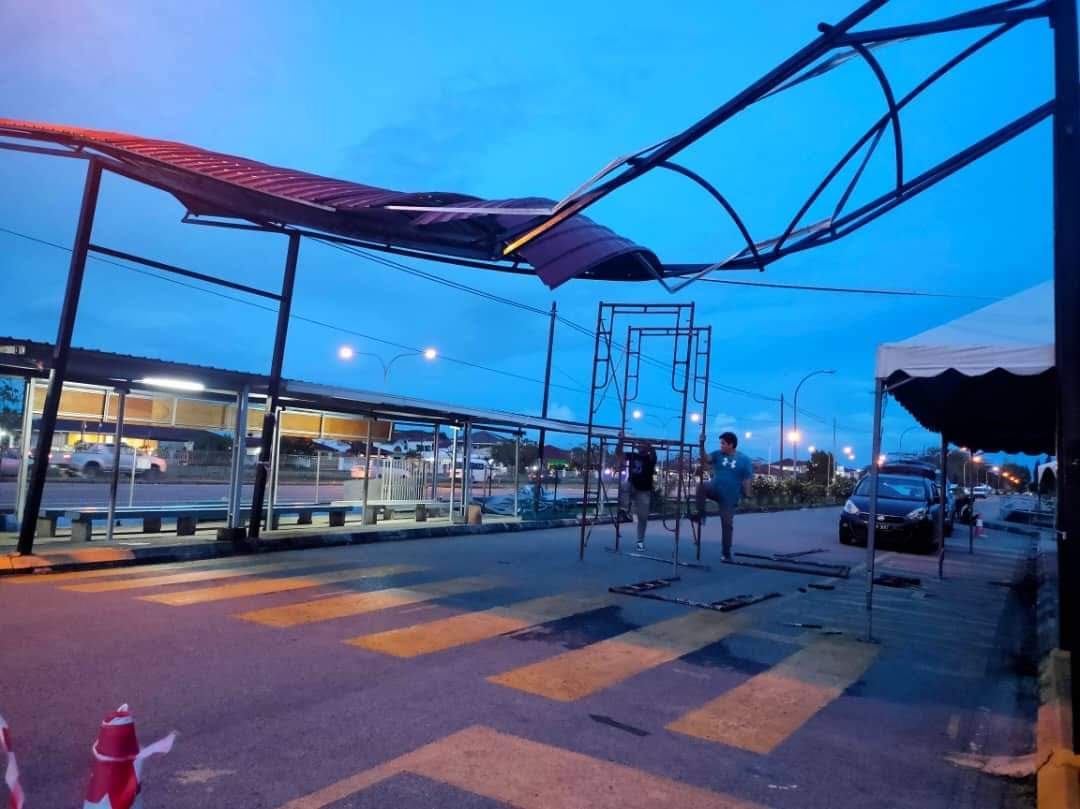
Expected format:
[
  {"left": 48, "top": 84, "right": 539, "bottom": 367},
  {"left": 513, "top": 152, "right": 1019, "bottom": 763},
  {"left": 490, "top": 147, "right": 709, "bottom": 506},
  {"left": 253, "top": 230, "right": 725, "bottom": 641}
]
[{"left": 60, "top": 443, "right": 151, "bottom": 480}]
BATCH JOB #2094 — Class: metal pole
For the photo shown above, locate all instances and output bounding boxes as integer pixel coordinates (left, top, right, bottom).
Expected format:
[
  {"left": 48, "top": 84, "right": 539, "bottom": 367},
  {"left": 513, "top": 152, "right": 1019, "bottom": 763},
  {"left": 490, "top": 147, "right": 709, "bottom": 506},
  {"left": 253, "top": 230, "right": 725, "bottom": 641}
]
[
  {"left": 448, "top": 425, "right": 458, "bottom": 517},
  {"left": 535, "top": 301, "right": 557, "bottom": 512},
  {"left": 513, "top": 432, "right": 520, "bottom": 517},
  {"left": 18, "top": 159, "right": 102, "bottom": 555},
  {"left": 268, "top": 409, "right": 282, "bottom": 520},
  {"left": 938, "top": 434, "right": 947, "bottom": 580},
  {"left": 580, "top": 305, "right": 605, "bottom": 560},
  {"left": 105, "top": 390, "right": 127, "bottom": 542},
  {"left": 228, "top": 386, "right": 249, "bottom": 529},
  {"left": 831, "top": 417, "right": 837, "bottom": 486},
  {"left": 431, "top": 422, "right": 440, "bottom": 501},
  {"left": 362, "top": 421, "right": 372, "bottom": 516},
  {"left": 462, "top": 421, "right": 473, "bottom": 519},
  {"left": 14, "top": 378, "right": 35, "bottom": 525},
  {"left": 779, "top": 393, "right": 785, "bottom": 480},
  {"left": 314, "top": 450, "right": 321, "bottom": 503},
  {"left": 127, "top": 429, "right": 137, "bottom": 508},
  {"left": 864, "top": 378, "right": 885, "bottom": 643},
  {"left": 249, "top": 232, "right": 300, "bottom": 539}
]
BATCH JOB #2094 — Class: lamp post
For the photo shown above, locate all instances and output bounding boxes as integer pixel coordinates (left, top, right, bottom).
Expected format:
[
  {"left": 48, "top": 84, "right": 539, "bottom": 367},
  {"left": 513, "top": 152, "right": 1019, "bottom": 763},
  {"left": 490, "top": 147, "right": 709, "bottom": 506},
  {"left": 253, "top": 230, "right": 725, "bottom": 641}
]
[
  {"left": 339, "top": 345, "right": 437, "bottom": 385},
  {"left": 897, "top": 425, "right": 921, "bottom": 452},
  {"left": 791, "top": 369, "right": 835, "bottom": 480}
]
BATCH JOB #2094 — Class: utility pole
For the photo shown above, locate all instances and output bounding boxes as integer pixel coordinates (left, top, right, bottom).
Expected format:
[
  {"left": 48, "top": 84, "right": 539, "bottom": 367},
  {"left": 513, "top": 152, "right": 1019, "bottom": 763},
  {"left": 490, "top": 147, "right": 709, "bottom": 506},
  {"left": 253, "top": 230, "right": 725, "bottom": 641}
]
[
  {"left": 831, "top": 417, "right": 837, "bottom": 485},
  {"left": 535, "top": 302, "right": 557, "bottom": 512}
]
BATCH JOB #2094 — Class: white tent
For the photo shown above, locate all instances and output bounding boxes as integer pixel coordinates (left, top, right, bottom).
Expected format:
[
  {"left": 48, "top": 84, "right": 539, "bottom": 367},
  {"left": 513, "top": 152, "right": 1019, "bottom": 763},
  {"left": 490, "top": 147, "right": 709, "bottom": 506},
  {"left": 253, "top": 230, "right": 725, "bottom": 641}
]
[
  {"left": 875, "top": 281, "right": 1055, "bottom": 455},
  {"left": 858, "top": 282, "right": 1054, "bottom": 640}
]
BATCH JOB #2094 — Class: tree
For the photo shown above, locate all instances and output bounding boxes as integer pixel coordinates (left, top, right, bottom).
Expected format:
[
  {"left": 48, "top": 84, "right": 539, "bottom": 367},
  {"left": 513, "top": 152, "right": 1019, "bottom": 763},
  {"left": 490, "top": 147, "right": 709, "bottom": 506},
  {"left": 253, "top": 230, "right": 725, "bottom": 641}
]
[
  {"left": 490, "top": 440, "right": 538, "bottom": 472},
  {"left": 0, "top": 377, "right": 23, "bottom": 438},
  {"left": 805, "top": 449, "right": 834, "bottom": 485},
  {"left": 1002, "top": 462, "right": 1031, "bottom": 490}
]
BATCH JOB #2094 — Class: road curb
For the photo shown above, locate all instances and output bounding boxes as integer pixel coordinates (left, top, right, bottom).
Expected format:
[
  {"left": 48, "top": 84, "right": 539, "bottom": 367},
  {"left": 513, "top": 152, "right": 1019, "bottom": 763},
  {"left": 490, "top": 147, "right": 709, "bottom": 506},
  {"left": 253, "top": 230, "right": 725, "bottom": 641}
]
[
  {"left": 0, "top": 516, "right": 584, "bottom": 577},
  {"left": 983, "top": 519, "right": 1042, "bottom": 537}
]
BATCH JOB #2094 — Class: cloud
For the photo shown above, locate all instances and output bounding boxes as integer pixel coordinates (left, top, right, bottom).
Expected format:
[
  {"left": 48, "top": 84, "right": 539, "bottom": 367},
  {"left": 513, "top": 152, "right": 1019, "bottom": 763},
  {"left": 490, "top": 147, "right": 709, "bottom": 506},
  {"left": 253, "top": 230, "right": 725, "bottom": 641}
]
[
  {"left": 546, "top": 402, "right": 576, "bottom": 422},
  {"left": 711, "top": 413, "right": 737, "bottom": 432}
]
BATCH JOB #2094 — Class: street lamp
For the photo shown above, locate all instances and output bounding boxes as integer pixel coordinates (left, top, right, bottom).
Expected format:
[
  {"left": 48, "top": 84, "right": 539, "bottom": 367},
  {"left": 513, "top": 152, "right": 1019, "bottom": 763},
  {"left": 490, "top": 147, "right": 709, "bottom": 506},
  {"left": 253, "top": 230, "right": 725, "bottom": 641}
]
[
  {"left": 897, "top": 425, "right": 921, "bottom": 452},
  {"left": 689, "top": 412, "right": 701, "bottom": 423},
  {"left": 339, "top": 345, "right": 438, "bottom": 385},
  {"left": 632, "top": 409, "right": 643, "bottom": 420},
  {"left": 791, "top": 369, "right": 835, "bottom": 480},
  {"left": 744, "top": 431, "right": 752, "bottom": 439}
]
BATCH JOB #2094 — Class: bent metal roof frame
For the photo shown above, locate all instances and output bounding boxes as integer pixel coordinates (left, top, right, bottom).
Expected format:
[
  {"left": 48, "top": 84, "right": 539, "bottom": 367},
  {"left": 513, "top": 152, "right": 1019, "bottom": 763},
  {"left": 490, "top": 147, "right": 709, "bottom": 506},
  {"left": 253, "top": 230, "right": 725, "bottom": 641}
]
[
  {"left": 0, "top": 3, "right": 1053, "bottom": 292},
  {"left": 0, "top": 336, "right": 622, "bottom": 439}
]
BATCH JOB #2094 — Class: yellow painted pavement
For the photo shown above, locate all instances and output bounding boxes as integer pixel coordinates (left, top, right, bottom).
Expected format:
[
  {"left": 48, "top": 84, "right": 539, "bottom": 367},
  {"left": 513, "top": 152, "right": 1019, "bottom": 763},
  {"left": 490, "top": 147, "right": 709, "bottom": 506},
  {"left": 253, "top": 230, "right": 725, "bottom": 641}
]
[
  {"left": 667, "top": 636, "right": 879, "bottom": 753},
  {"left": 487, "top": 609, "right": 747, "bottom": 701},
  {"left": 138, "top": 563, "right": 422, "bottom": 606},
  {"left": 235, "top": 576, "right": 499, "bottom": 627},
  {"left": 349, "top": 592, "right": 616, "bottom": 657}
]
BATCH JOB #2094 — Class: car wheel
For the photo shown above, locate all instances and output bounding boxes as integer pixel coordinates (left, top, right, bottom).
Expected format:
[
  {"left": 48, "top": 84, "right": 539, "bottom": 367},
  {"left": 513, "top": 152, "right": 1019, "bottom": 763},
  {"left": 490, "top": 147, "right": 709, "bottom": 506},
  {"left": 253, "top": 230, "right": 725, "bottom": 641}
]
[
  {"left": 82, "top": 463, "right": 101, "bottom": 480},
  {"left": 838, "top": 526, "right": 851, "bottom": 545},
  {"left": 145, "top": 466, "right": 162, "bottom": 480}
]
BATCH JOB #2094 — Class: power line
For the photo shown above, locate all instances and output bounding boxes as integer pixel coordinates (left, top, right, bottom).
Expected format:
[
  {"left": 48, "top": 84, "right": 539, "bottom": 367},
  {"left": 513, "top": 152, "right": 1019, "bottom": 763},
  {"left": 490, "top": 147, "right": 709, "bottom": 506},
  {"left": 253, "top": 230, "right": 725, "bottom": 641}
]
[
  {"left": 700, "top": 277, "right": 999, "bottom": 300},
  {"left": 0, "top": 225, "right": 582, "bottom": 394}
]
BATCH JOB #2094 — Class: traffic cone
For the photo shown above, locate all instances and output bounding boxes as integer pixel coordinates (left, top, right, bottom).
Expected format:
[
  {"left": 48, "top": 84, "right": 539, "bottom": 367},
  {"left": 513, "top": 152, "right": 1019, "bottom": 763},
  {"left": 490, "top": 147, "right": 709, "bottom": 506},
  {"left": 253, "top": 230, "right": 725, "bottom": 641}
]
[
  {"left": 0, "top": 713, "right": 26, "bottom": 809},
  {"left": 84, "top": 704, "right": 176, "bottom": 809},
  {"left": 975, "top": 514, "right": 986, "bottom": 538}
]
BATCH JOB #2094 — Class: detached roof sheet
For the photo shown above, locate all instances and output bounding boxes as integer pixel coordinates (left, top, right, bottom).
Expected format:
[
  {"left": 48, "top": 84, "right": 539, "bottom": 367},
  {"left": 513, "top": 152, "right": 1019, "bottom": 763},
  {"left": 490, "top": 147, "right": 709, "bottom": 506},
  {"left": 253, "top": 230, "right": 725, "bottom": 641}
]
[{"left": 0, "top": 118, "right": 662, "bottom": 288}]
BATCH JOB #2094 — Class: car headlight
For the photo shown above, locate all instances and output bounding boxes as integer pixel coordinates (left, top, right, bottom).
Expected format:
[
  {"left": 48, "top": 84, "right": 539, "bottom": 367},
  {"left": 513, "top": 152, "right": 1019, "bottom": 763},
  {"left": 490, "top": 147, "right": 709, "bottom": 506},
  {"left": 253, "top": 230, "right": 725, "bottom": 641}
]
[
  {"left": 843, "top": 500, "right": 859, "bottom": 515},
  {"left": 906, "top": 507, "right": 928, "bottom": 521}
]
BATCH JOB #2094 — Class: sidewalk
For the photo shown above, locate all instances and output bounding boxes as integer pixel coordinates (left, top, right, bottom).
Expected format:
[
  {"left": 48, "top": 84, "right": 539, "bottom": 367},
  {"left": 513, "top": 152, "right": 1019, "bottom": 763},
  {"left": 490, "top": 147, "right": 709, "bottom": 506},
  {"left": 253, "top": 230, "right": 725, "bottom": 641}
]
[{"left": 0, "top": 513, "right": 583, "bottom": 575}]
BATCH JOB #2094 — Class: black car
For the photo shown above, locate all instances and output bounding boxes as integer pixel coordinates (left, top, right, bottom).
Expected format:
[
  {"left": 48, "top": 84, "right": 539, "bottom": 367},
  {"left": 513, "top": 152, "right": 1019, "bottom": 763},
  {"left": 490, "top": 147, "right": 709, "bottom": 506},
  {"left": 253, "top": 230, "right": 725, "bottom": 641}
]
[
  {"left": 879, "top": 459, "right": 954, "bottom": 537},
  {"left": 839, "top": 473, "right": 943, "bottom": 553}
]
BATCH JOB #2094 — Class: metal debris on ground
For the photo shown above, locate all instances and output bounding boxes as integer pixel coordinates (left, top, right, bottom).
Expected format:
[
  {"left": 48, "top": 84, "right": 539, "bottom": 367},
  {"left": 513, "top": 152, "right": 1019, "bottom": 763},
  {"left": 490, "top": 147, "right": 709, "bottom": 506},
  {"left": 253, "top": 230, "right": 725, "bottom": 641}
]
[
  {"left": 873, "top": 573, "right": 922, "bottom": 588},
  {"left": 807, "top": 583, "right": 835, "bottom": 591},
  {"left": 604, "top": 547, "right": 712, "bottom": 571},
  {"left": 608, "top": 582, "right": 781, "bottom": 613},
  {"left": 730, "top": 553, "right": 850, "bottom": 578},
  {"left": 588, "top": 714, "right": 651, "bottom": 737},
  {"left": 774, "top": 548, "right": 826, "bottom": 558},
  {"left": 784, "top": 622, "right": 823, "bottom": 629}
]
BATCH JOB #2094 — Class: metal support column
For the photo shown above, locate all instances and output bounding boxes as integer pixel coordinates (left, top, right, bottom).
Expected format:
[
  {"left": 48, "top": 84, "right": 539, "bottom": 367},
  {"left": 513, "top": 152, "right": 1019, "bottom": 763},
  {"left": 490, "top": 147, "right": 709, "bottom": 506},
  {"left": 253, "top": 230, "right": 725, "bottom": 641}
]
[
  {"left": 362, "top": 422, "right": 372, "bottom": 519},
  {"left": 864, "top": 378, "right": 885, "bottom": 642},
  {"left": 513, "top": 433, "right": 520, "bottom": 517},
  {"left": 227, "top": 386, "right": 249, "bottom": 529},
  {"left": 461, "top": 421, "right": 473, "bottom": 519},
  {"left": 535, "top": 302, "right": 557, "bottom": 512},
  {"left": 447, "top": 425, "right": 458, "bottom": 517},
  {"left": 248, "top": 232, "right": 300, "bottom": 539},
  {"left": 1051, "top": 0, "right": 1080, "bottom": 746},
  {"left": 14, "top": 377, "right": 36, "bottom": 526},
  {"left": 104, "top": 390, "right": 127, "bottom": 542},
  {"left": 267, "top": 409, "right": 282, "bottom": 523},
  {"left": 431, "top": 422, "right": 440, "bottom": 501},
  {"left": 18, "top": 159, "right": 102, "bottom": 555}
]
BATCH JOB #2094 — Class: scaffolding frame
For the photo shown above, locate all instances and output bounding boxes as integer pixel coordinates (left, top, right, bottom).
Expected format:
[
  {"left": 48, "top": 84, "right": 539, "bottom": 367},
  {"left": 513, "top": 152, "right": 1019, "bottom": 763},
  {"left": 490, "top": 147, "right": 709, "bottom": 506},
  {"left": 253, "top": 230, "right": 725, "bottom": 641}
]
[{"left": 579, "top": 303, "right": 711, "bottom": 576}]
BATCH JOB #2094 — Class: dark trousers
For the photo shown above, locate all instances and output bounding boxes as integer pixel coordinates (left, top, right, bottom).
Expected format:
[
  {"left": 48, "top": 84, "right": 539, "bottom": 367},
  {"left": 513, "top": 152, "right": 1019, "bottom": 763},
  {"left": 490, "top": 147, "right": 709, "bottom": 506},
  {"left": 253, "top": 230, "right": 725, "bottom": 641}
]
[{"left": 696, "top": 483, "right": 736, "bottom": 558}]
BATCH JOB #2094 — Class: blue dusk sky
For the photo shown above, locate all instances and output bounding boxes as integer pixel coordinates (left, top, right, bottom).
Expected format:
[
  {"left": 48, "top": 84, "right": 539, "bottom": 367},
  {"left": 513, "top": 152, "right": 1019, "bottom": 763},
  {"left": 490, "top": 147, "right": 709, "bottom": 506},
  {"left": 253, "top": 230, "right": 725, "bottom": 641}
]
[{"left": 0, "top": 1, "right": 1056, "bottom": 464}]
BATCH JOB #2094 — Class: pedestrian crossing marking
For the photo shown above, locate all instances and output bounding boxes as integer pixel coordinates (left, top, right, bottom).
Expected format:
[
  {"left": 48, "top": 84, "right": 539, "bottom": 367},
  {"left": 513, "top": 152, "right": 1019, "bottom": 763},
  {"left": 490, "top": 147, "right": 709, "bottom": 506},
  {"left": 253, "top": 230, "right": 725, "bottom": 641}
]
[
  {"left": 62, "top": 560, "right": 348, "bottom": 592},
  {"left": 234, "top": 576, "right": 498, "bottom": 627},
  {"left": 4, "top": 552, "right": 338, "bottom": 585},
  {"left": 487, "top": 610, "right": 747, "bottom": 702},
  {"left": 138, "top": 564, "right": 422, "bottom": 606},
  {"left": 666, "top": 636, "right": 879, "bottom": 753},
  {"left": 276, "top": 724, "right": 765, "bottom": 809},
  {"left": 349, "top": 592, "right": 616, "bottom": 657}
]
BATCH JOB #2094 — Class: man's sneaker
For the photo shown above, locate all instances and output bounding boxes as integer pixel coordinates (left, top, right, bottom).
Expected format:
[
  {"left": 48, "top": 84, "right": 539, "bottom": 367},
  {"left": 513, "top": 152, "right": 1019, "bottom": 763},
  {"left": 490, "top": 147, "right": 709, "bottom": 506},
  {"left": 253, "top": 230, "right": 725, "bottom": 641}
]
[{"left": 635, "top": 541, "right": 646, "bottom": 552}]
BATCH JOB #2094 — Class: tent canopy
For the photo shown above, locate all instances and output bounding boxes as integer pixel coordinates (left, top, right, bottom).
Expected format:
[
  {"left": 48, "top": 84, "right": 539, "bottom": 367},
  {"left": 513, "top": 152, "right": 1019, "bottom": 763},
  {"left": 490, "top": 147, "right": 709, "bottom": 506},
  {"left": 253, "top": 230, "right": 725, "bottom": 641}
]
[{"left": 875, "top": 281, "right": 1054, "bottom": 455}]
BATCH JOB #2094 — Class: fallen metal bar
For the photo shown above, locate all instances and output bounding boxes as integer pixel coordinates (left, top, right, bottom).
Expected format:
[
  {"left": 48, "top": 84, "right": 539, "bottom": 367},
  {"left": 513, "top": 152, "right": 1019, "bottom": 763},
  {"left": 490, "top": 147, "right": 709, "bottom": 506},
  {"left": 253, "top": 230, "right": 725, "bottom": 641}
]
[
  {"left": 774, "top": 548, "right": 827, "bottom": 558},
  {"left": 729, "top": 554, "right": 851, "bottom": 578},
  {"left": 604, "top": 547, "right": 712, "bottom": 571},
  {"left": 609, "top": 586, "right": 782, "bottom": 613}
]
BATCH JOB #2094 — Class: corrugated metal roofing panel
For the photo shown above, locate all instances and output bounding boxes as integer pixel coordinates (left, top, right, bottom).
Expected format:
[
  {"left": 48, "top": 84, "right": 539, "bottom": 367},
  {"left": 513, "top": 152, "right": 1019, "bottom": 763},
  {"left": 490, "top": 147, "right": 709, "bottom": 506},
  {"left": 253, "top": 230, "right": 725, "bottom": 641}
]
[{"left": 0, "top": 118, "right": 664, "bottom": 287}]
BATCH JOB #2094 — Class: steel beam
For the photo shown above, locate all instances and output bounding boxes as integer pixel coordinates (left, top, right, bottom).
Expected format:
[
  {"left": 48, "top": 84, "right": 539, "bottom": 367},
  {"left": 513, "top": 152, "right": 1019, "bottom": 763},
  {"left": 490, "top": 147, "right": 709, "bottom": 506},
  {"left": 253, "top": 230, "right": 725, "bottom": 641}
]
[
  {"left": 17, "top": 158, "right": 102, "bottom": 555},
  {"left": 248, "top": 232, "right": 300, "bottom": 539}
]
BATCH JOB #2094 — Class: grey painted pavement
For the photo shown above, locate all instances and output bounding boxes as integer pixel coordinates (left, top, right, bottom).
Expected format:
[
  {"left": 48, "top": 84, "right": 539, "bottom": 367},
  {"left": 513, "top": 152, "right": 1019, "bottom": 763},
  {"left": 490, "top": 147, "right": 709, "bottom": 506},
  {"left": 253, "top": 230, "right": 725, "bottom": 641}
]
[{"left": 0, "top": 507, "right": 1036, "bottom": 808}]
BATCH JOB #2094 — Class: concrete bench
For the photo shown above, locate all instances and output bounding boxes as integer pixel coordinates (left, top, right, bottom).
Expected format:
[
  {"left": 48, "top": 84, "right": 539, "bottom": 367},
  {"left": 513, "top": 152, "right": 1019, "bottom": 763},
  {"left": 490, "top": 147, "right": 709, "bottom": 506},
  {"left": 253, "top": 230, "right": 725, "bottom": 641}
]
[{"left": 49, "top": 504, "right": 352, "bottom": 540}]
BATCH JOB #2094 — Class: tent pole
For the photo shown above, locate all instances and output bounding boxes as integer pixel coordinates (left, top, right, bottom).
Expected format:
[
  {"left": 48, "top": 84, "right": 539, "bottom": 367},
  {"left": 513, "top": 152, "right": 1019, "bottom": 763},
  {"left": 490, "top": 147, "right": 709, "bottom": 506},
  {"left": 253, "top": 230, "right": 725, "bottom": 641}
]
[
  {"left": 864, "top": 378, "right": 884, "bottom": 643},
  {"left": 938, "top": 434, "right": 947, "bottom": 579}
]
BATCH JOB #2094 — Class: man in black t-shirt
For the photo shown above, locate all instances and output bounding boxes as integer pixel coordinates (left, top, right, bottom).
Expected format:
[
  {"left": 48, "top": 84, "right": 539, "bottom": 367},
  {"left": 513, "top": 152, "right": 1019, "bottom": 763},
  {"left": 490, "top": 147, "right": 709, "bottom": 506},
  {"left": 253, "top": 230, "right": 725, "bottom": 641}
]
[{"left": 621, "top": 443, "right": 656, "bottom": 551}]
